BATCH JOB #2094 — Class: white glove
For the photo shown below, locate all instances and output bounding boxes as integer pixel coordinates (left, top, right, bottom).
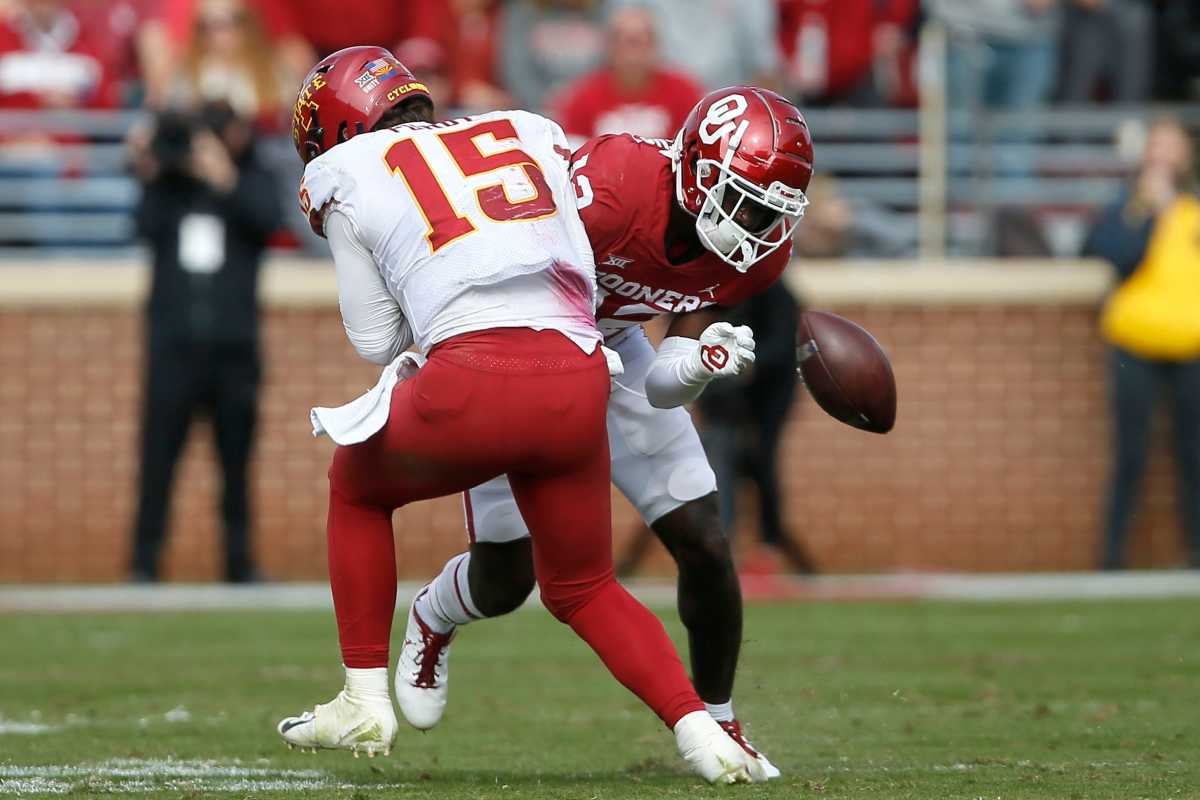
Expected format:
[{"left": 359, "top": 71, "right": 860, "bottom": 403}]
[
  {"left": 689, "top": 322, "right": 756, "bottom": 380},
  {"left": 644, "top": 323, "right": 756, "bottom": 409}
]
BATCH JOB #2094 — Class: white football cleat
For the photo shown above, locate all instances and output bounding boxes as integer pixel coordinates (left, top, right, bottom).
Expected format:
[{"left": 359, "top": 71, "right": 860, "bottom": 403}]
[
  {"left": 395, "top": 591, "right": 455, "bottom": 730},
  {"left": 277, "top": 688, "right": 397, "bottom": 757},
  {"left": 673, "top": 710, "right": 766, "bottom": 784},
  {"left": 720, "top": 719, "right": 781, "bottom": 779}
]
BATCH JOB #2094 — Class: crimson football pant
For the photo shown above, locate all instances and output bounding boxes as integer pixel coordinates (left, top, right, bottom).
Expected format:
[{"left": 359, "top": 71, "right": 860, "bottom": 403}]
[{"left": 326, "top": 328, "right": 704, "bottom": 728}]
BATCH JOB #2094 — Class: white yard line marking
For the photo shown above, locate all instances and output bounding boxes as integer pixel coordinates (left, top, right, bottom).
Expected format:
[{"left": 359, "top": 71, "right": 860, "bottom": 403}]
[
  {"left": 0, "top": 759, "right": 410, "bottom": 795},
  {"left": 0, "top": 715, "right": 59, "bottom": 735}
]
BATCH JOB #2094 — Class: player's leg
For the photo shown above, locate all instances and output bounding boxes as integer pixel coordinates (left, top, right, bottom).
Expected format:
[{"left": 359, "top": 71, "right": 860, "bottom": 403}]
[
  {"left": 607, "top": 330, "right": 740, "bottom": 707},
  {"left": 418, "top": 477, "right": 535, "bottom": 630},
  {"left": 489, "top": 332, "right": 759, "bottom": 782},
  {"left": 278, "top": 447, "right": 412, "bottom": 756},
  {"left": 280, "top": 359, "right": 507, "bottom": 755},
  {"left": 467, "top": 539, "right": 536, "bottom": 614},
  {"left": 396, "top": 477, "right": 535, "bottom": 729},
  {"left": 651, "top": 495, "right": 740, "bottom": 703},
  {"left": 508, "top": 451, "right": 761, "bottom": 784},
  {"left": 646, "top": 488, "right": 783, "bottom": 779},
  {"left": 606, "top": 328, "right": 778, "bottom": 777}
]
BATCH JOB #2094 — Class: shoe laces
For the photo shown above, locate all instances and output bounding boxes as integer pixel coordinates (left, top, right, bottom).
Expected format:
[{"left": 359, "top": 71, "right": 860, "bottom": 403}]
[
  {"left": 409, "top": 612, "right": 454, "bottom": 689},
  {"left": 719, "top": 719, "right": 761, "bottom": 760}
]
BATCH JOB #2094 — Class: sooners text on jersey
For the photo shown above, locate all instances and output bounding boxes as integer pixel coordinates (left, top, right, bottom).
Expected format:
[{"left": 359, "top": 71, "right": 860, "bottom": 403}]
[{"left": 569, "top": 134, "right": 791, "bottom": 337}]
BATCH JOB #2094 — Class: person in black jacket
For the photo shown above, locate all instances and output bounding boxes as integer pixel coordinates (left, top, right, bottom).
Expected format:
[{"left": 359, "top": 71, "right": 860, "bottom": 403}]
[
  {"left": 128, "top": 102, "right": 282, "bottom": 582},
  {"left": 697, "top": 282, "right": 815, "bottom": 574}
]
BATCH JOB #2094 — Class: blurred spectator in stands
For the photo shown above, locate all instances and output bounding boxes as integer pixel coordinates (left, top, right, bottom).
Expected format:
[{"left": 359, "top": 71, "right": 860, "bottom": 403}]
[
  {"left": 164, "top": 0, "right": 306, "bottom": 250},
  {"left": 792, "top": 174, "right": 917, "bottom": 258},
  {"left": 927, "top": 0, "right": 1060, "bottom": 112},
  {"left": 929, "top": 0, "right": 1061, "bottom": 252},
  {"left": 256, "top": 0, "right": 406, "bottom": 60},
  {"left": 621, "top": 0, "right": 779, "bottom": 90},
  {"left": 697, "top": 282, "right": 815, "bottom": 574},
  {"left": 398, "top": 0, "right": 507, "bottom": 115},
  {"left": 1059, "top": 0, "right": 1152, "bottom": 104},
  {"left": 1155, "top": 1, "right": 1200, "bottom": 102},
  {"left": 500, "top": 0, "right": 606, "bottom": 113},
  {"left": 152, "top": 0, "right": 312, "bottom": 110},
  {"left": 553, "top": 4, "right": 702, "bottom": 141},
  {"left": 166, "top": 0, "right": 298, "bottom": 130},
  {"left": 777, "top": 0, "right": 918, "bottom": 107},
  {"left": 128, "top": 101, "right": 282, "bottom": 583},
  {"left": 1085, "top": 117, "right": 1200, "bottom": 570},
  {"left": 72, "top": 0, "right": 161, "bottom": 107},
  {"left": 0, "top": 0, "right": 117, "bottom": 109}
]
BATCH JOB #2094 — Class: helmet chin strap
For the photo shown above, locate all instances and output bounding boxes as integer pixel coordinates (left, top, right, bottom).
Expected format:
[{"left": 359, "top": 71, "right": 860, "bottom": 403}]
[{"left": 670, "top": 130, "right": 696, "bottom": 218}]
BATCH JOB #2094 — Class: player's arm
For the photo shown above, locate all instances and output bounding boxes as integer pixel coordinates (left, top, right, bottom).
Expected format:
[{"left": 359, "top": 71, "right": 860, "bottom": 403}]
[
  {"left": 325, "top": 210, "right": 412, "bottom": 365},
  {"left": 643, "top": 310, "right": 756, "bottom": 409},
  {"left": 643, "top": 247, "right": 792, "bottom": 408}
]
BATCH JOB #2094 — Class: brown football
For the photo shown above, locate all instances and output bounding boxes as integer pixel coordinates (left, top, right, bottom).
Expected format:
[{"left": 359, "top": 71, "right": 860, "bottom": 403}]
[{"left": 797, "top": 311, "right": 896, "bottom": 434}]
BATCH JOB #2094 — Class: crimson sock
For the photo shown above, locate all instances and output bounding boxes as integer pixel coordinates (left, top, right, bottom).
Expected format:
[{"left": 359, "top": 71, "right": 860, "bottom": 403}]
[
  {"left": 327, "top": 486, "right": 397, "bottom": 668},
  {"left": 561, "top": 580, "right": 704, "bottom": 728}
]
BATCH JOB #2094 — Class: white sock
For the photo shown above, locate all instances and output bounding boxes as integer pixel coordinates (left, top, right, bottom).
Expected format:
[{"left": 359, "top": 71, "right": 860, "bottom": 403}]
[
  {"left": 414, "top": 552, "right": 482, "bottom": 634},
  {"left": 705, "top": 700, "right": 735, "bottom": 722},
  {"left": 344, "top": 666, "right": 390, "bottom": 701}
]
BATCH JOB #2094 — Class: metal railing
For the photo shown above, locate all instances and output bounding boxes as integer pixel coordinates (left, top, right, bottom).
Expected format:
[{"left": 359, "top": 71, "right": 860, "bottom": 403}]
[{"left": 0, "top": 56, "right": 1197, "bottom": 258}]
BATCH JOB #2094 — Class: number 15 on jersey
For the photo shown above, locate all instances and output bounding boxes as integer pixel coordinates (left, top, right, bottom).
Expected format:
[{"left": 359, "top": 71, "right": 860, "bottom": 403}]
[{"left": 384, "top": 118, "right": 559, "bottom": 254}]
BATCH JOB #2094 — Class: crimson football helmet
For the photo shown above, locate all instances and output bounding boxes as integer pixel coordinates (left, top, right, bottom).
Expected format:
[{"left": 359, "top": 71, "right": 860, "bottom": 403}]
[
  {"left": 672, "top": 86, "right": 813, "bottom": 271},
  {"left": 291, "top": 46, "right": 430, "bottom": 164}
]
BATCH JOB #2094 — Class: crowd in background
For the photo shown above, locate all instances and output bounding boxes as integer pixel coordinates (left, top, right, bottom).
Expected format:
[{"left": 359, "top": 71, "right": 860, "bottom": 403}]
[{"left": 1, "top": 0, "right": 1198, "bottom": 131}]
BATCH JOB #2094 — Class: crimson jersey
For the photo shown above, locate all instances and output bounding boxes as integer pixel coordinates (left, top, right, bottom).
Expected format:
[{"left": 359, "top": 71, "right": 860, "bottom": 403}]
[{"left": 571, "top": 133, "right": 791, "bottom": 338}]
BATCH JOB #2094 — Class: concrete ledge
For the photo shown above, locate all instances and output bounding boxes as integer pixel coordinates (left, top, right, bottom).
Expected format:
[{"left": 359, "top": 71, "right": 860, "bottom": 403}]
[
  {"left": 0, "top": 258, "right": 337, "bottom": 309},
  {"left": 787, "top": 259, "right": 1114, "bottom": 306},
  {"left": 0, "top": 258, "right": 1114, "bottom": 309}
]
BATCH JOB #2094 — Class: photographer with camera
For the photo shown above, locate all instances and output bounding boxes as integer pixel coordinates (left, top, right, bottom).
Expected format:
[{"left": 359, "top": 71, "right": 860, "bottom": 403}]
[{"left": 128, "top": 101, "right": 282, "bottom": 583}]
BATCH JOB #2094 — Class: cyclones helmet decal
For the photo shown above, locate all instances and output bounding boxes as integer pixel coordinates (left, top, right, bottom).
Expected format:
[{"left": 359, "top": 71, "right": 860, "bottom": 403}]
[
  {"left": 291, "top": 45, "right": 430, "bottom": 163},
  {"left": 672, "top": 86, "right": 814, "bottom": 271}
]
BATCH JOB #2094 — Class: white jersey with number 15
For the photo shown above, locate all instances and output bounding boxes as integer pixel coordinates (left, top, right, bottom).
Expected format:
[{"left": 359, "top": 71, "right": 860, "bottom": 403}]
[{"left": 301, "top": 110, "right": 600, "bottom": 355}]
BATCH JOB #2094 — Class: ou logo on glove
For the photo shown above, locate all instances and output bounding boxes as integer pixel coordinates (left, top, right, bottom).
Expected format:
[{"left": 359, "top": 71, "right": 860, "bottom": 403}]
[{"left": 700, "top": 344, "right": 730, "bottom": 372}]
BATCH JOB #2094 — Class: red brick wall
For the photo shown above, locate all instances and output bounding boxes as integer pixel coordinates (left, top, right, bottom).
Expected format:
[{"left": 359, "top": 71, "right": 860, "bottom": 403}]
[{"left": 0, "top": 303, "right": 1186, "bottom": 582}]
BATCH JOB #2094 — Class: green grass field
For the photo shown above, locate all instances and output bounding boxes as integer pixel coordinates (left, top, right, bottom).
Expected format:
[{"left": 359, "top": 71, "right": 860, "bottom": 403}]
[{"left": 1, "top": 598, "right": 1197, "bottom": 799}]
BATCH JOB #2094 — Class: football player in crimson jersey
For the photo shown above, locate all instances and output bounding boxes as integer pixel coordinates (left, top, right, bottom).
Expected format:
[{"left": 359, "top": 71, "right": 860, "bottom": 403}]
[
  {"left": 402, "top": 87, "right": 813, "bottom": 777},
  {"left": 275, "top": 47, "right": 767, "bottom": 784}
]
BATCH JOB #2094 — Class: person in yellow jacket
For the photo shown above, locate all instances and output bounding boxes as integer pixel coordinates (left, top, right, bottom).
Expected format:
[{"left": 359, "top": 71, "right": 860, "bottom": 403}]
[{"left": 1086, "top": 117, "right": 1200, "bottom": 569}]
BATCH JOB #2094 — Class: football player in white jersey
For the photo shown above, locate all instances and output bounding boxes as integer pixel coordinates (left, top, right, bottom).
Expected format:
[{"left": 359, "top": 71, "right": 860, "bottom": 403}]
[
  {"left": 273, "top": 46, "right": 764, "bottom": 784},
  {"left": 396, "top": 88, "right": 815, "bottom": 778}
]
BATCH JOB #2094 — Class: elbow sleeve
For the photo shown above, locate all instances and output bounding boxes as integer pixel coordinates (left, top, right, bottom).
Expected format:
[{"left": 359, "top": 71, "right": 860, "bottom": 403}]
[{"left": 644, "top": 337, "right": 710, "bottom": 409}]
